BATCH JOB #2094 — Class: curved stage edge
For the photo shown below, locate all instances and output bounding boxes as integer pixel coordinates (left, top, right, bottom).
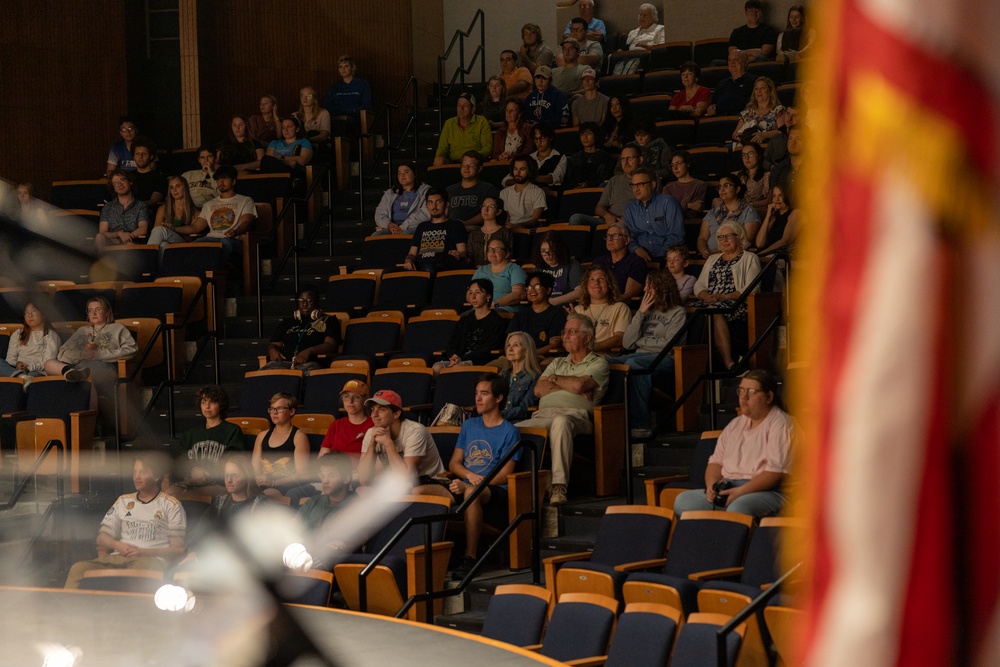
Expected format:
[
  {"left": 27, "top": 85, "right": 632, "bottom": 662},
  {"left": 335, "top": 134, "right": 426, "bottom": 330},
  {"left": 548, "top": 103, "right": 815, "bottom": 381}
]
[{"left": 0, "top": 587, "right": 563, "bottom": 666}]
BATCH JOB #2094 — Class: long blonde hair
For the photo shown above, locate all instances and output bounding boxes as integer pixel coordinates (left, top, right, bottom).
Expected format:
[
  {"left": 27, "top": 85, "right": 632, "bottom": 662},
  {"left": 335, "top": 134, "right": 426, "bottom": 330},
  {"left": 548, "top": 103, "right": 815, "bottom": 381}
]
[
  {"left": 296, "top": 86, "right": 324, "bottom": 125},
  {"left": 162, "top": 176, "right": 198, "bottom": 226},
  {"left": 505, "top": 331, "right": 541, "bottom": 378}
]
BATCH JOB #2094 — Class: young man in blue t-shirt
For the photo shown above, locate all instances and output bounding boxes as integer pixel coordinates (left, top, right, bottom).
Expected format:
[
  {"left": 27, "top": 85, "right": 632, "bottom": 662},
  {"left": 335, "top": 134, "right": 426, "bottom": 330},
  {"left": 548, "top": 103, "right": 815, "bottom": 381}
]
[{"left": 448, "top": 373, "right": 522, "bottom": 580}]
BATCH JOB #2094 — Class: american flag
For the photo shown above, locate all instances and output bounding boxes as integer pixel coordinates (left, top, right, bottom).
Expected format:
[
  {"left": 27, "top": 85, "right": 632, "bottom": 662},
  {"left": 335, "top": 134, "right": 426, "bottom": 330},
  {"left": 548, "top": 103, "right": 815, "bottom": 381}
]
[{"left": 793, "top": 0, "right": 1000, "bottom": 665}]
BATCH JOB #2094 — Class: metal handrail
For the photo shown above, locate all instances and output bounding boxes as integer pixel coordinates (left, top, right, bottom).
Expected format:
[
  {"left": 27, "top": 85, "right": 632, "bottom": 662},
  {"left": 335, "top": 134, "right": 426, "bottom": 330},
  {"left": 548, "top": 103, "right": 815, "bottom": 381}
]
[
  {"left": 0, "top": 439, "right": 64, "bottom": 511},
  {"left": 436, "top": 9, "right": 486, "bottom": 129},
  {"left": 358, "top": 76, "right": 421, "bottom": 219},
  {"left": 358, "top": 439, "right": 541, "bottom": 622},
  {"left": 716, "top": 562, "right": 801, "bottom": 667}
]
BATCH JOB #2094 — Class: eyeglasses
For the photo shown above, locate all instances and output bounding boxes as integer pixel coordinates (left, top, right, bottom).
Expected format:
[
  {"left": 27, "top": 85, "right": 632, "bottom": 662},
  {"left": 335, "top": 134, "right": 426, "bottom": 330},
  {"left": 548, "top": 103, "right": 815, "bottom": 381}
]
[
  {"left": 630, "top": 181, "right": 653, "bottom": 189},
  {"left": 120, "top": 126, "right": 137, "bottom": 132},
  {"left": 736, "top": 387, "right": 763, "bottom": 398},
  {"left": 487, "top": 247, "right": 506, "bottom": 254},
  {"left": 717, "top": 233, "right": 737, "bottom": 240},
  {"left": 481, "top": 204, "right": 497, "bottom": 210},
  {"left": 526, "top": 284, "right": 544, "bottom": 291},
  {"left": 606, "top": 233, "right": 625, "bottom": 241},
  {"left": 297, "top": 298, "right": 315, "bottom": 304},
  {"left": 719, "top": 183, "right": 737, "bottom": 189},
  {"left": 539, "top": 248, "right": 554, "bottom": 256},
  {"left": 268, "top": 406, "right": 292, "bottom": 413}
]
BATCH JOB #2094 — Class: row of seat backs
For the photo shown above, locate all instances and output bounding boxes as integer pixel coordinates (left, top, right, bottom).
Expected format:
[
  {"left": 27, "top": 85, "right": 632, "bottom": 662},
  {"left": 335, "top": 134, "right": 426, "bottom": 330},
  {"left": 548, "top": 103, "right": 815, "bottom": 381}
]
[
  {"left": 0, "top": 281, "right": 185, "bottom": 324},
  {"left": 49, "top": 174, "right": 290, "bottom": 212}
]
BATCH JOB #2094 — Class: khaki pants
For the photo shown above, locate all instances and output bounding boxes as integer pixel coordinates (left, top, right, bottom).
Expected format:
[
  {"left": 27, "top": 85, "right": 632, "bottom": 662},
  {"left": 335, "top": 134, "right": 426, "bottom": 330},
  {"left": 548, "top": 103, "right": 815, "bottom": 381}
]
[
  {"left": 516, "top": 407, "right": 593, "bottom": 486},
  {"left": 64, "top": 553, "right": 167, "bottom": 589}
]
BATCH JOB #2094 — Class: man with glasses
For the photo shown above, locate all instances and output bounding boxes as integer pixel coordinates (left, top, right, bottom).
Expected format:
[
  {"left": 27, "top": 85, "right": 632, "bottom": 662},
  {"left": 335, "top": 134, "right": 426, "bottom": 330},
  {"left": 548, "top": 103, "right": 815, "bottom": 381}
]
[
  {"left": 499, "top": 49, "right": 533, "bottom": 101},
  {"left": 106, "top": 116, "right": 140, "bottom": 176},
  {"left": 506, "top": 272, "right": 567, "bottom": 357},
  {"left": 516, "top": 313, "right": 609, "bottom": 506},
  {"left": 570, "top": 142, "right": 644, "bottom": 228},
  {"left": 264, "top": 286, "right": 339, "bottom": 371},
  {"left": 523, "top": 66, "right": 570, "bottom": 128},
  {"left": 592, "top": 223, "right": 649, "bottom": 301},
  {"left": 624, "top": 167, "right": 684, "bottom": 261},
  {"left": 447, "top": 151, "right": 498, "bottom": 231}
]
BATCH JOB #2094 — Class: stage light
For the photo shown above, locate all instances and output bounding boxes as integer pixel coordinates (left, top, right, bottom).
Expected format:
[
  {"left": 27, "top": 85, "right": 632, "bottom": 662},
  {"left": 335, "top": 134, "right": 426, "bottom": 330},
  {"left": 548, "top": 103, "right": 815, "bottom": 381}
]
[
  {"left": 154, "top": 584, "right": 196, "bottom": 613},
  {"left": 282, "top": 542, "right": 314, "bottom": 571},
  {"left": 39, "top": 644, "right": 80, "bottom": 667}
]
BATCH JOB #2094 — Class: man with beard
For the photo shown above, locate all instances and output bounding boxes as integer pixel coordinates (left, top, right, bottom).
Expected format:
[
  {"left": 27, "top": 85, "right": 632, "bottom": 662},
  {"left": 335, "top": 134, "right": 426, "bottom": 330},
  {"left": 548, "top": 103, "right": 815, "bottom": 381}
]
[
  {"left": 403, "top": 187, "right": 468, "bottom": 274},
  {"left": 499, "top": 156, "right": 546, "bottom": 228},
  {"left": 179, "top": 165, "right": 257, "bottom": 264}
]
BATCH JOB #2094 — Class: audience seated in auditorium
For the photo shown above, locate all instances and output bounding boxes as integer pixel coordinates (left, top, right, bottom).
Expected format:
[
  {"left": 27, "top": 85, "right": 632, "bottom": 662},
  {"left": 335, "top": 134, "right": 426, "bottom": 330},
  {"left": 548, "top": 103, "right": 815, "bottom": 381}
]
[
  {"left": 172, "top": 165, "right": 257, "bottom": 265},
  {"left": 733, "top": 77, "right": 785, "bottom": 149},
  {"left": 106, "top": 115, "right": 140, "bottom": 176},
  {"left": 570, "top": 143, "right": 644, "bottom": 228},
  {"left": 574, "top": 265, "right": 631, "bottom": 353},
  {"left": 626, "top": 3, "right": 666, "bottom": 51},
  {"left": 675, "top": 369, "right": 793, "bottom": 516},
  {"left": 564, "top": 121, "right": 613, "bottom": 189},
  {"left": 216, "top": 115, "right": 265, "bottom": 172},
  {"left": 318, "top": 380, "right": 373, "bottom": 469},
  {"left": 755, "top": 183, "right": 799, "bottom": 258},
  {"left": 491, "top": 99, "right": 535, "bottom": 163},
  {"left": 201, "top": 454, "right": 271, "bottom": 528},
  {"left": 64, "top": 453, "right": 186, "bottom": 588},
  {"left": 467, "top": 196, "right": 512, "bottom": 267},
  {"left": 447, "top": 373, "right": 524, "bottom": 580},
  {"left": 298, "top": 451, "right": 355, "bottom": 532},
  {"left": 373, "top": 161, "right": 431, "bottom": 235},
  {"left": 670, "top": 61, "right": 711, "bottom": 117},
  {"left": 534, "top": 230, "right": 582, "bottom": 306},
  {"left": 0, "top": 302, "right": 58, "bottom": 379},
  {"left": 592, "top": 222, "right": 649, "bottom": 301},
  {"left": 447, "top": 151, "right": 498, "bottom": 230},
  {"left": 499, "top": 333, "right": 541, "bottom": 419},
  {"left": 480, "top": 76, "right": 508, "bottom": 129},
  {"left": 707, "top": 50, "right": 754, "bottom": 117},
  {"left": 173, "top": 385, "right": 244, "bottom": 492},
  {"left": 96, "top": 169, "right": 148, "bottom": 251},
  {"left": 130, "top": 138, "right": 166, "bottom": 207},
  {"left": 601, "top": 96, "right": 633, "bottom": 151},
  {"left": 559, "top": 17, "right": 604, "bottom": 69},
  {"left": 403, "top": 187, "right": 469, "bottom": 274},
  {"left": 148, "top": 176, "right": 201, "bottom": 250},
  {"left": 736, "top": 142, "right": 771, "bottom": 217},
  {"left": 499, "top": 50, "right": 532, "bottom": 103},
  {"left": 516, "top": 313, "right": 609, "bottom": 506},
  {"left": 180, "top": 146, "right": 219, "bottom": 207},
  {"left": 293, "top": 86, "right": 331, "bottom": 145},
  {"left": 666, "top": 244, "right": 696, "bottom": 302},
  {"left": 608, "top": 269, "right": 686, "bottom": 438},
  {"left": 507, "top": 273, "right": 567, "bottom": 361},
  {"left": 632, "top": 121, "right": 671, "bottom": 180},
  {"left": 472, "top": 237, "right": 527, "bottom": 312},
  {"left": 770, "top": 125, "right": 803, "bottom": 194},
  {"left": 563, "top": 0, "right": 605, "bottom": 43},
  {"left": 252, "top": 391, "right": 316, "bottom": 501},
  {"left": 499, "top": 157, "right": 546, "bottom": 229},
  {"left": 552, "top": 37, "right": 587, "bottom": 97},
  {"left": 432, "top": 279, "right": 507, "bottom": 374},
  {"left": 692, "top": 220, "right": 762, "bottom": 370},
  {"left": 263, "top": 117, "right": 313, "bottom": 175},
  {"left": 248, "top": 94, "right": 281, "bottom": 145},
  {"left": 663, "top": 150, "right": 707, "bottom": 218},
  {"left": 522, "top": 123, "right": 566, "bottom": 188},
  {"left": 517, "top": 23, "right": 555, "bottom": 76},
  {"left": 45, "top": 296, "right": 137, "bottom": 386},
  {"left": 433, "top": 93, "right": 493, "bottom": 166},
  {"left": 358, "top": 389, "right": 445, "bottom": 491},
  {"left": 523, "top": 67, "right": 570, "bottom": 129},
  {"left": 264, "top": 285, "right": 339, "bottom": 371},
  {"left": 625, "top": 166, "right": 685, "bottom": 261},
  {"left": 698, "top": 174, "right": 760, "bottom": 258},
  {"left": 13, "top": 182, "right": 46, "bottom": 229},
  {"left": 728, "top": 0, "right": 778, "bottom": 62},
  {"left": 763, "top": 105, "right": 800, "bottom": 169},
  {"left": 776, "top": 5, "right": 814, "bottom": 63},
  {"left": 571, "top": 68, "right": 609, "bottom": 127},
  {"left": 325, "top": 55, "right": 372, "bottom": 135}
]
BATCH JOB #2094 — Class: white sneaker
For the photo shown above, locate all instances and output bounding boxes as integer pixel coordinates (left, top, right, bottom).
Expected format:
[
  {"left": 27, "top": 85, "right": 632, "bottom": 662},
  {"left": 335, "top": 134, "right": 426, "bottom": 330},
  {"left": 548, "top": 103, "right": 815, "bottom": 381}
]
[
  {"left": 631, "top": 428, "right": 653, "bottom": 440},
  {"left": 549, "top": 484, "right": 568, "bottom": 507}
]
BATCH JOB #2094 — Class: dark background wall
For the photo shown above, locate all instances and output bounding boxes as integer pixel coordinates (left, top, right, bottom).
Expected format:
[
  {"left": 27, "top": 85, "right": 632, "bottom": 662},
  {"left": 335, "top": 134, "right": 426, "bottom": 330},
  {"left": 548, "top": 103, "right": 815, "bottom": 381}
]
[{"left": 0, "top": 1, "right": 129, "bottom": 196}]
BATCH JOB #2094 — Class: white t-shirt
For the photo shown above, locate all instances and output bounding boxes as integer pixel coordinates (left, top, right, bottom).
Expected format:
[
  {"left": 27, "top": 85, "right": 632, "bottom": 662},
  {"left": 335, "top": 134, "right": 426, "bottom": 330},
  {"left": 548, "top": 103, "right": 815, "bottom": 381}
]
[
  {"left": 500, "top": 184, "right": 547, "bottom": 226},
  {"left": 201, "top": 194, "right": 257, "bottom": 238},
  {"left": 361, "top": 419, "right": 445, "bottom": 479},
  {"left": 100, "top": 492, "right": 186, "bottom": 552}
]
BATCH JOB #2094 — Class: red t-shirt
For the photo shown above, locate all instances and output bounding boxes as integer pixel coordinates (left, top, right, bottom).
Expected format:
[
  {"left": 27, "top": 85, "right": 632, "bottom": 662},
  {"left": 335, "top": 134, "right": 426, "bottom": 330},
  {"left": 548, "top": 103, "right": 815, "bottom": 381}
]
[{"left": 320, "top": 416, "right": 374, "bottom": 454}]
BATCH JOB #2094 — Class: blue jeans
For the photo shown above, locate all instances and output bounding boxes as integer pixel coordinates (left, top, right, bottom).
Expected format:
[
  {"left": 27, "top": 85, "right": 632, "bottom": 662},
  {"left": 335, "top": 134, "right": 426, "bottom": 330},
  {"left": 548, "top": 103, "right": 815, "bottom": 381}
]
[
  {"left": 673, "top": 480, "right": 786, "bottom": 518},
  {"left": 0, "top": 359, "right": 43, "bottom": 377},
  {"left": 568, "top": 213, "right": 604, "bottom": 228},
  {"left": 606, "top": 352, "right": 674, "bottom": 430}
]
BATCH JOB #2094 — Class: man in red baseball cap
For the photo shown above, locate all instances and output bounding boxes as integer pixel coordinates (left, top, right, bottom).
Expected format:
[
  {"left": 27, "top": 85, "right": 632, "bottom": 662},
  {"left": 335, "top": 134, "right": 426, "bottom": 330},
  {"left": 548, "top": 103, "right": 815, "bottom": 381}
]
[{"left": 357, "top": 389, "right": 444, "bottom": 489}]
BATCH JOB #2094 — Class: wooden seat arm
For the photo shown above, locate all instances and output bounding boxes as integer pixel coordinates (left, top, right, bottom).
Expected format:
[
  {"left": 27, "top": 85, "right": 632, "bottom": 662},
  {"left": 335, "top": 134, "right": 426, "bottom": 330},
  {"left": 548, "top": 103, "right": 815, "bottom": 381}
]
[
  {"left": 614, "top": 558, "right": 667, "bottom": 573},
  {"left": 523, "top": 644, "right": 543, "bottom": 652},
  {"left": 566, "top": 657, "right": 608, "bottom": 667},
  {"left": 643, "top": 474, "right": 690, "bottom": 505},
  {"left": 544, "top": 552, "right": 593, "bottom": 567},
  {"left": 688, "top": 566, "right": 744, "bottom": 581}
]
